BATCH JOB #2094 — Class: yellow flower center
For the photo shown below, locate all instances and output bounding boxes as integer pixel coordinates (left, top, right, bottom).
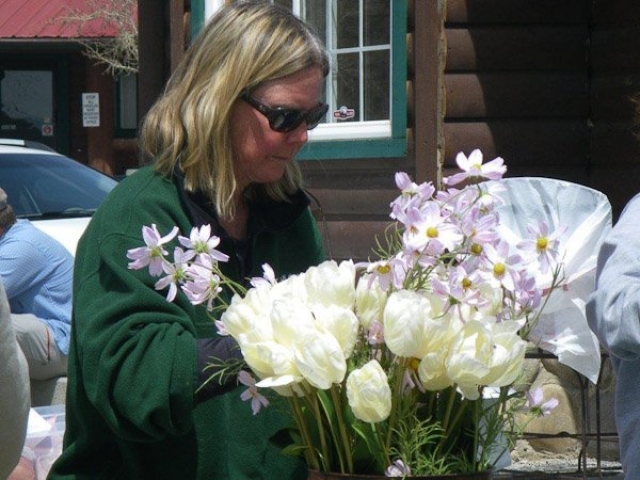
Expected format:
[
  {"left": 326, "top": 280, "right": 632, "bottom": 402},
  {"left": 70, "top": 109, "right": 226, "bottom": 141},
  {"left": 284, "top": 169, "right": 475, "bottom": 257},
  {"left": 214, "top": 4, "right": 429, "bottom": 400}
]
[
  {"left": 493, "top": 263, "right": 506, "bottom": 276},
  {"left": 377, "top": 264, "right": 391, "bottom": 275},
  {"left": 462, "top": 277, "right": 472, "bottom": 289},
  {"left": 536, "top": 237, "right": 548, "bottom": 252},
  {"left": 470, "top": 243, "right": 483, "bottom": 255},
  {"left": 426, "top": 226, "right": 439, "bottom": 238}
]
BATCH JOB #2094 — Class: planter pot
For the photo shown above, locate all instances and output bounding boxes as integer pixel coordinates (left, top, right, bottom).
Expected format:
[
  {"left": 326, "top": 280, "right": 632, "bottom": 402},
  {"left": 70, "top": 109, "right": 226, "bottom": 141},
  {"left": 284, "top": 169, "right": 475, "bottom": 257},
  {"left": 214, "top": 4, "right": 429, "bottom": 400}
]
[{"left": 308, "top": 469, "right": 493, "bottom": 480}]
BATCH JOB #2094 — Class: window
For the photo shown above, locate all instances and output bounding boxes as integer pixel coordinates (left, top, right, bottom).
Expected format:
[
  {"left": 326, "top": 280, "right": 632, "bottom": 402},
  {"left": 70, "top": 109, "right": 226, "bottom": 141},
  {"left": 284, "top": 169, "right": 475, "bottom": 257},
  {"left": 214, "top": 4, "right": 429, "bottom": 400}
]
[
  {"left": 114, "top": 73, "right": 138, "bottom": 136},
  {"left": 195, "top": 0, "right": 407, "bottom": 159}
]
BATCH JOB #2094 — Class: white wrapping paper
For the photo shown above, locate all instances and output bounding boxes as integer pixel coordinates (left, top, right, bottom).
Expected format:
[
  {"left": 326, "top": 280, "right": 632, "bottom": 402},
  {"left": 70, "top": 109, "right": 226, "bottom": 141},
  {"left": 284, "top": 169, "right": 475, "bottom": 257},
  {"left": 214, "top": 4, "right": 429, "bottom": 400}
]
[{"left": 488, "top": 177, "right": 612, "bottom": 383}]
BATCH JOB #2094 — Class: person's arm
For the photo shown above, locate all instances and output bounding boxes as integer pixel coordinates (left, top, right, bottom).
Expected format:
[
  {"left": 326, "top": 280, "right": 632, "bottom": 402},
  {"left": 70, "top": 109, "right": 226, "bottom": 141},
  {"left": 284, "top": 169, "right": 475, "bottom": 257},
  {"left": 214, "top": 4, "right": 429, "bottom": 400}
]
[
  {"left": 587, "top": 193, "right": 640, "bottom": 360},
  {"left": 0, "top": 278, "right": 30, "bottom": 479},
  {"left": 0, "top": 239, "right": 43, "bottom": 300}
]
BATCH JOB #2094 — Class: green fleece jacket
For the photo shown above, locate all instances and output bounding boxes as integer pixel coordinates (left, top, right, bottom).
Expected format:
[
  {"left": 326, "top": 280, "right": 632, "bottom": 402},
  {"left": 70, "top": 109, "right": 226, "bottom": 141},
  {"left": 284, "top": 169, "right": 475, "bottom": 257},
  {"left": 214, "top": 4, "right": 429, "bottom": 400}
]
[{"left": 48, "top": 166, "right": 325, "bottom": 480}]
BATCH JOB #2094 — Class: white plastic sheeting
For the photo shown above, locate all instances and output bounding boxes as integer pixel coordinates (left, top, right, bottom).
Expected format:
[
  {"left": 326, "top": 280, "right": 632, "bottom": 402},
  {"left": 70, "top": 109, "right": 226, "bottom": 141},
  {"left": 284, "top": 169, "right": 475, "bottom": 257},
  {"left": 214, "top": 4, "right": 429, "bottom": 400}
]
[{"left": 488, "top": 177, "right": 612, "bottom": 383}]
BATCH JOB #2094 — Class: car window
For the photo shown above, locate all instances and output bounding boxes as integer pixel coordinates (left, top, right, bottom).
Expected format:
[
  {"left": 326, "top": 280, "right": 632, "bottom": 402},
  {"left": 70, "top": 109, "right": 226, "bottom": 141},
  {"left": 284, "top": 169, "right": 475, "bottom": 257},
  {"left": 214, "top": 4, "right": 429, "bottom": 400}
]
[{"left": 0, "top": 153, "right": 118, "bottom": 218}]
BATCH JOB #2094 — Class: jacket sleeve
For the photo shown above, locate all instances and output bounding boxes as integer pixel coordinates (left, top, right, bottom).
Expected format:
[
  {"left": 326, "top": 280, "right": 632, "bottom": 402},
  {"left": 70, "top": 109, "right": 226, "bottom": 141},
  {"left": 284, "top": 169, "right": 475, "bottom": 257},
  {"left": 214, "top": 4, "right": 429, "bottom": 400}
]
[
  {"left": 587, "top": 193, "right": 640, "bottom": 361},
  {"left": 72, "top": 206, "right": 212, "bottom": 442},
  {"left": 0, "top": 278, "right": 29, "bottom": 479}
]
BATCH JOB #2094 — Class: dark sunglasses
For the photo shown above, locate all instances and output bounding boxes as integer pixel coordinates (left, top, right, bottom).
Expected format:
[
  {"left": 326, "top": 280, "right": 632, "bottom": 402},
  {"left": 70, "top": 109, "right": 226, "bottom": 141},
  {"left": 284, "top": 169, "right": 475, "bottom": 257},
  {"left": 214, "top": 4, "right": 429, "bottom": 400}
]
[{"left": 240, "top": 93, "right": 329, "bottom": 133}]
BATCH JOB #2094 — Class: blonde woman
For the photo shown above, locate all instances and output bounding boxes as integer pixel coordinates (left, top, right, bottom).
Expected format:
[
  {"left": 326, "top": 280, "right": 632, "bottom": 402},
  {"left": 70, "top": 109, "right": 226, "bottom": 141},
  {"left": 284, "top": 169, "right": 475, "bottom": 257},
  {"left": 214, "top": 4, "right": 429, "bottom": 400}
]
[{"left": 49, "top": 3, "right": 329, "bottom": 479}]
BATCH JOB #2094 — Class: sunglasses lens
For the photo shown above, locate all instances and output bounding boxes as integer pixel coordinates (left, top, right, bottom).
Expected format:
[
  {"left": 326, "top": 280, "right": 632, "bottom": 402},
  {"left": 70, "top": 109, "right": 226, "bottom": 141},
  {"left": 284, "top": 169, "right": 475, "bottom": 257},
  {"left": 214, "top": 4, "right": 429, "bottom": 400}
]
[
  {"left": 271, "top": 104, "right": 328, "bottom": 132},
  {"left": 269, "top": 110, "right": 304, "bottom": 132},
  {"left": 305, "top": 104, "right": 329, "bottom": 130}
]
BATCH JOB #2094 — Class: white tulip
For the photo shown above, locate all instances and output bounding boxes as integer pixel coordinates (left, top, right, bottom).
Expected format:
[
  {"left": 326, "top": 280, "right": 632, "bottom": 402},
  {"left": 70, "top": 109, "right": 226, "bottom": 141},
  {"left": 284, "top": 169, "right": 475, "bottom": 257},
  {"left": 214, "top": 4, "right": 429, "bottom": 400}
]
[
  {"left": 418, "top": 351, "right": 453, "bottom": 391},
  {"left": 312, "top": 305, "right": 359, "bottom": 359},
  {"left": 383, "top": 290, "right": 433, "bottom": 358},
  {"left": 221, "top": 288, "right": 273, "bottom": 343},
  {"left": 482, "top": 321, "right": 527, "bottom": 387},
  {"left": 355, "top": 274, "right": 388, "bottom": 330},
  {"left": 293, "top": 329, "right": 347, "bottom": 390},
  {"left": 304, "top": 260, "right": 356, "bottom": 309},
  {"left": 270, "top": 298, "right": 316, "bottom": 348},
  {"left": 346, "top": 360, "right": 392, "bottom": 423},
  {"left": 446, "top": 320, "right": 494, "bottom": 400},
  {"left": 238, "top": 337, "right": 300, "bottom": 384}
]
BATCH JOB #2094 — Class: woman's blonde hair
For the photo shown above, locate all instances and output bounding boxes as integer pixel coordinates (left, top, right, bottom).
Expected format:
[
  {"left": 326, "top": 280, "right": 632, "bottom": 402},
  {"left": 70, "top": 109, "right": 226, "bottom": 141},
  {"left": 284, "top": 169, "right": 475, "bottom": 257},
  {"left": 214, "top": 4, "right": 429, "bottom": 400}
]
[{"left": 139, "top": 1, "right": 329, "bottom": 219}]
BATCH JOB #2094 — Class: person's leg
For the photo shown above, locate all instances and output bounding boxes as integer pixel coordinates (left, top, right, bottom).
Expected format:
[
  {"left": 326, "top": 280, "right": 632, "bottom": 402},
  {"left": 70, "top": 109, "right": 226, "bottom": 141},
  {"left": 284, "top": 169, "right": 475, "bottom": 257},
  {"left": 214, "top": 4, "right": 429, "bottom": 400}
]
[{"left": 11, "top": 314, "right": 67, "bottom": 380}]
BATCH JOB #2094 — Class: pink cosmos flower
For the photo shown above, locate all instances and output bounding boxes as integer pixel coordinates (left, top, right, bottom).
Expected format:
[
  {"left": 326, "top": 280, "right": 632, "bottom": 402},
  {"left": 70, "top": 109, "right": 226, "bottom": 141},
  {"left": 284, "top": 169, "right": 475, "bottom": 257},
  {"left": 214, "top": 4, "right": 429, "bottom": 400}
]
[
  {"left": 385, "top": 459, "right": 412, "bottom": 477},
  {"left": 443, "top": 149, "right": 507, "bottom": 186},
  {"left": 238, "top": 370, "right": 269, "bottom": 415},
  {"left": 525, "top": 387, "right": 559, "bottom": 417},
  {"left": 154, "top": 247, "right": 194, "bottom": 302},
  {"left": 182, "top": 259, "right": 224, "bottom": 310},
  {"left": 402, "top": 202, "right": 463, "bottom": 256},
  {"left": 178, "top": 224, "right": 229, "bottom": 264},
  {"left": 518, "top": 221, "right": 565, "bottom": 274},
  {"left": 127, "top": 224, "right": 179, "bottom": 276},
  {"left": 250, "top": 263, "right": 277, "bottom": 288}
]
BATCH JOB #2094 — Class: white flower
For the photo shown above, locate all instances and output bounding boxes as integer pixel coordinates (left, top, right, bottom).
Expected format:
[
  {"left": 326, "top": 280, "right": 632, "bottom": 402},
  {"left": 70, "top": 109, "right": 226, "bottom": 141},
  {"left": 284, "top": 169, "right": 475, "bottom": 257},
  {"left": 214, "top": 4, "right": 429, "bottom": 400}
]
[
  {"left": 304, "top": 259, "right": 356, "bottom": 309},
  {"left": 241, "top": 337, "right": 303, "bottom": 389},
  {"left": 384, "top": 290, "right": 461, "bottom": 361},
  {"left": 312, "top": 305, "right": 359, "bottom": 359},
  {"left": 293, "top": 329, "right": 347, "bottom": 390},
  {"left": 446, "top": 320, "right": 494, "bottom": 400},
  {"left": 221, "top": 288, "right": 273, "bottom": 343},
  {"left": 481, "top": 320, "right": 527, "bottom": 387},
  {"left": 355, "top": 274, "right": 388, "bottom": 330},
  {"left": 383, "top": 290, "right": 434, "bottom": 358},
  {"left": 418, "top": 350, "right": 453, "bottom": 391},
  {"left": 346, "top": 360, "right": 392, "bottom": 423}
]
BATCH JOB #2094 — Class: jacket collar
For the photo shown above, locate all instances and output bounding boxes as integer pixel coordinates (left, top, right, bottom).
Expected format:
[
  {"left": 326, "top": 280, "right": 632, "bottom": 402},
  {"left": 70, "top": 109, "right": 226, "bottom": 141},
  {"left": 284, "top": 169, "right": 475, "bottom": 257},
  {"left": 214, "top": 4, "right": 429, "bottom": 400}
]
[{"left": 171, "top": 165, "right": 310, "bottom": 236}]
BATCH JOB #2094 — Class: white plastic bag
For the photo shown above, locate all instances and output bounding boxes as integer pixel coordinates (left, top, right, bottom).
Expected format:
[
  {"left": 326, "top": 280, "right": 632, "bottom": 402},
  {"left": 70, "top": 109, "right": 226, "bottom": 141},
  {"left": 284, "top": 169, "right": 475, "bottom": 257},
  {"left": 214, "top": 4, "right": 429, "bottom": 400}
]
[{"left": 488, "top": 177, "right": 612, "bottom": 383}]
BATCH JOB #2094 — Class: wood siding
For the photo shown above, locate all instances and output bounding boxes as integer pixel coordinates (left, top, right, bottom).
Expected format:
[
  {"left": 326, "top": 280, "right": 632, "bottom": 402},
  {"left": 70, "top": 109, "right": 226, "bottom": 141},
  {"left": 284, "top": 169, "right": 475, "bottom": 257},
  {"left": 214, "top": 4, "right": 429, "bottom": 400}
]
[{"left": 444, "top": 0, "right": 640, "bottom": 218}]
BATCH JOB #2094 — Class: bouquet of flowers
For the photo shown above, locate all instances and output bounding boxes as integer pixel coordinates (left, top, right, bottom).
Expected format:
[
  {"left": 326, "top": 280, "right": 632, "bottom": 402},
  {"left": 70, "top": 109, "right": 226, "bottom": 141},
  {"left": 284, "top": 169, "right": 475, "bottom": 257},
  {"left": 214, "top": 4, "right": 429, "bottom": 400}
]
[{"left": 127, "top": 150, "right": 563, "bottom": 477}]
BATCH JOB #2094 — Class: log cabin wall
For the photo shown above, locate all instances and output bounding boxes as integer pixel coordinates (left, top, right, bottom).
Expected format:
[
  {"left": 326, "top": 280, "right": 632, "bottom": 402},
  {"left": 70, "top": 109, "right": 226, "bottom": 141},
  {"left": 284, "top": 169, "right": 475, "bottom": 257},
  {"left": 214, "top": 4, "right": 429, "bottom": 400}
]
[
  {"left": 589, "top": 1, "right": 640, "bottom": 219},
  {"left": 443, "top": 0, "right": 640, "bottom": 219}
]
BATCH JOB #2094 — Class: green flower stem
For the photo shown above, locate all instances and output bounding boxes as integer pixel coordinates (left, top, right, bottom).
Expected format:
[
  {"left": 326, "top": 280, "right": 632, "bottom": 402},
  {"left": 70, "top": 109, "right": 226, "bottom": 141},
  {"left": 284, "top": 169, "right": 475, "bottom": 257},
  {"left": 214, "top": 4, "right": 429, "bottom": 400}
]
[
  {"left": 440, "top": 386, "right": 457, "bottom": 434},
  {"left": 471, "top": 397, "right": 480, "bottom": 470},
  {"left": 329, "top": 385, "right": 353, "bottom": 474},
  {"left": 289, "top": 394, "right": 320, "bottom": 471},
  {"left": 385, "top": 359, "right": 407, "bottom": 453},
  {"left": 309, "top": 390, "right": 334, "bottom": 472}
]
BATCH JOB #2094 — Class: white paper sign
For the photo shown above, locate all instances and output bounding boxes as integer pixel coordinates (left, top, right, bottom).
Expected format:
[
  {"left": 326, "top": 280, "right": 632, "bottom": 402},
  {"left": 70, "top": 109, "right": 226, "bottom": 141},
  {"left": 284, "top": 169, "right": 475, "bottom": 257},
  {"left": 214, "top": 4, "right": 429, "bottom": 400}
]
[{"left": 82, "top": 92, "right": 100, "bottom": 127}]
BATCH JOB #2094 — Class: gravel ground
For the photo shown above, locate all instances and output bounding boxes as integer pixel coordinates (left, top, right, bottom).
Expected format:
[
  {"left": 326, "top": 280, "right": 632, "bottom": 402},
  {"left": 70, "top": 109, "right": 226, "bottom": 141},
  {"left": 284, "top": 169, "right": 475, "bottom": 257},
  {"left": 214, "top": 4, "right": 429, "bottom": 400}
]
[{"left": 493, "top": 442, "right": 624, "bottom": 479}]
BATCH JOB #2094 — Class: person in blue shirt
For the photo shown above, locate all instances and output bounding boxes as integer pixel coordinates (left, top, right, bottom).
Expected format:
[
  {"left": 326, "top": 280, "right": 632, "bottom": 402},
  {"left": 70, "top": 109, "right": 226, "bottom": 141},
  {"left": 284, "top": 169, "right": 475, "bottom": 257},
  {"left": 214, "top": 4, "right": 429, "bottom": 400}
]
[{"left": 0, "top": 187, "right": 72, "bottom": 380}]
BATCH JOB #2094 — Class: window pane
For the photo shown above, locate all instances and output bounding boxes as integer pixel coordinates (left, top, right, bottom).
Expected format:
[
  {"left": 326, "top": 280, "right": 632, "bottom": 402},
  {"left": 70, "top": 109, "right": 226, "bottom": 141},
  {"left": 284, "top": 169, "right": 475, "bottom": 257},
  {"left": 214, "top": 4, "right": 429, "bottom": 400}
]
[
  {"left": 301, "top": 1, "right": 325, "bottom": 38},
  {"left": 364, "top": 50, "right": 389, "bottom": 120},
  {"left": 364, "top": 1, "right": 389, "bottom": 46},
  {"left": 334, "top": 52, "right": 360, "bottom": 121},
  {"left": 0, "top": 70, "right": 54, "bottom": 146},
  {"left": 274, "top": 0, "right": 290, "bottom": 10},
  {"left": 116, "top": 74, "right": 138, "bottom": 130},
  {"left": 336, "top": 0, "right": 359, "bottom": 49}
]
